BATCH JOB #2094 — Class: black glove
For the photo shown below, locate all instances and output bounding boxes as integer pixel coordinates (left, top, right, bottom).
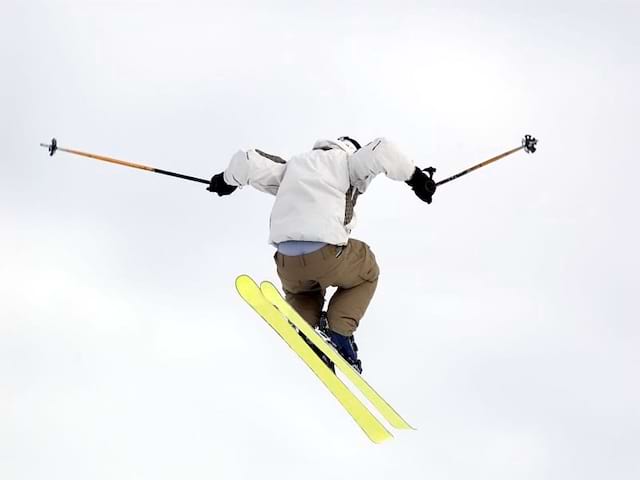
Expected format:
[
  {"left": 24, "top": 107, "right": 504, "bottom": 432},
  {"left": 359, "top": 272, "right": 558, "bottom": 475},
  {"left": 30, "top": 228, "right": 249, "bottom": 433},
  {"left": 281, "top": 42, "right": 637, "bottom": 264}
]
[
  {"left": 406, "top": 167, "right": 437, "bottom": 204},
  {"left": 207, "top": 172, "right": 237, "bottom": 196}
]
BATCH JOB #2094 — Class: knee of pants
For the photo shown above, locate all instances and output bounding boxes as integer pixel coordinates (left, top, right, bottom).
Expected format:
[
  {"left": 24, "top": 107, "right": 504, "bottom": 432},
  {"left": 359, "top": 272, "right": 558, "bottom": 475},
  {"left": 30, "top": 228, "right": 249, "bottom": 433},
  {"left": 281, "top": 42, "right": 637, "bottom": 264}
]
[{"left": 327, "top": 278, "right": 377, "bottom": 336}]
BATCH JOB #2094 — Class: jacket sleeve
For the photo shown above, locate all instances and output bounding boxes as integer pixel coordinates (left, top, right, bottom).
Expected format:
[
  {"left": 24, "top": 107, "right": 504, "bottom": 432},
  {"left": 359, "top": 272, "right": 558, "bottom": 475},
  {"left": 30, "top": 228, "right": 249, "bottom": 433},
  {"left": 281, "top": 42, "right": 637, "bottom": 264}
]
[
  {"left": 223, "top": 149, "right": 287, "bottom": 196},
  {"left": 348, "top": 137, "right": 416, "bottom": 193}
]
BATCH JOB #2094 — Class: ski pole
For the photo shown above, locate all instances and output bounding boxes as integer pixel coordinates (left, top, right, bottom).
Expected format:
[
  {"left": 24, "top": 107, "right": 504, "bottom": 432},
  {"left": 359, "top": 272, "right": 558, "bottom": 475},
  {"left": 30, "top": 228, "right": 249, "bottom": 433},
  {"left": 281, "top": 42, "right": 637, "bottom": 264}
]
[
  {"left": 434, "top": 134, "right": 537, "bottom": 187},
  {"left": 39, "top": 138, "right": 210, "bottom": 185}
]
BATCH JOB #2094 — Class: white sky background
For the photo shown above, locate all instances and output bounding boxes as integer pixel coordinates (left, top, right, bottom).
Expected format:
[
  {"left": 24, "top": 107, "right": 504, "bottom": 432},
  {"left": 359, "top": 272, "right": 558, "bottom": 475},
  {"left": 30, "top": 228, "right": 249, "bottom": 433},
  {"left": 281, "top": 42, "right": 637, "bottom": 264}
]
[{"left": 2, "top": 0, "right": 639, "bottom": 478}]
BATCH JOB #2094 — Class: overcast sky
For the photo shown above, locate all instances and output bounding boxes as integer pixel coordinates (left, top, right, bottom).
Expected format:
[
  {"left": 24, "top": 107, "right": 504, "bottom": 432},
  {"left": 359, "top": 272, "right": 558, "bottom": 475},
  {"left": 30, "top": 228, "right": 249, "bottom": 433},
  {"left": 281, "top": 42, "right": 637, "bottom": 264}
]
[{"left": 2, "top": 1, "right": 639, "bottom": 479}]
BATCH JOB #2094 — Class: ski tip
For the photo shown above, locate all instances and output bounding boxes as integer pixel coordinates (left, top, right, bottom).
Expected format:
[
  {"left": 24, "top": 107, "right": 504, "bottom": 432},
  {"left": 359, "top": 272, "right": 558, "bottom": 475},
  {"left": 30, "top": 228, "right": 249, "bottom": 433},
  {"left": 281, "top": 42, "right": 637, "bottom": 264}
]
[
  {"left": 259, "top": 280, "right": 277, "bottom": 289},
  {"left": 259, "top": 280, "right": 283, "bottom": 298},
  {"left": 235, "top": 274, "right": 257, "bottom": 290}
]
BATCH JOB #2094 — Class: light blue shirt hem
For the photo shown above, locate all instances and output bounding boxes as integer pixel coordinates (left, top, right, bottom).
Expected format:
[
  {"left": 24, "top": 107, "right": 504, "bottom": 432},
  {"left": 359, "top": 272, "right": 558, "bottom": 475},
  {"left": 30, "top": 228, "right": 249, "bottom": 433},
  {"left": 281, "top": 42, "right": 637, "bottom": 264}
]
[{"left": 276, "top": 241, "right": 328, "bottom": 256}]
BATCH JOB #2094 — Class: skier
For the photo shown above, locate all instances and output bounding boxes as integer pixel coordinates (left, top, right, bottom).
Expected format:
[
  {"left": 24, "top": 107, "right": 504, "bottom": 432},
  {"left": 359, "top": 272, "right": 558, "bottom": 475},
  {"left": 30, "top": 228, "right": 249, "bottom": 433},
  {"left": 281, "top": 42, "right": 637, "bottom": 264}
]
[{"left": 207, "top": 137, "right": 436, "bottom": 372}]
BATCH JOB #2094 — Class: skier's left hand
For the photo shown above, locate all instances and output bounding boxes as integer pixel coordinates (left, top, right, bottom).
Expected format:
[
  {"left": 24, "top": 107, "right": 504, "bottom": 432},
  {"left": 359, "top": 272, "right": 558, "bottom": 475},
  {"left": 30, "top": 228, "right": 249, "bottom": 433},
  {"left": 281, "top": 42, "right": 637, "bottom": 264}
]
[
  {"left": 207, "top": 172, "right": 237, "bottom": 196},
  {"left": 406, "top": 167, "right": 436, "bottom": 204}
]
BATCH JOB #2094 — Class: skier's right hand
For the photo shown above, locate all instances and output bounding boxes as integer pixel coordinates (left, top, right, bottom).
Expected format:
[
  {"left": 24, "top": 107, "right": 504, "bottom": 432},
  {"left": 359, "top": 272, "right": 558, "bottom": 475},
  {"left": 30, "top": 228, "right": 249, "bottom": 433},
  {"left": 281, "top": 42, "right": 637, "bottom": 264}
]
[
  {"left": 207, "top": 172, "right": 237, "bottom": 196},
  {"left": 406, "top": 167, "right": 436, "bottom": 204}
]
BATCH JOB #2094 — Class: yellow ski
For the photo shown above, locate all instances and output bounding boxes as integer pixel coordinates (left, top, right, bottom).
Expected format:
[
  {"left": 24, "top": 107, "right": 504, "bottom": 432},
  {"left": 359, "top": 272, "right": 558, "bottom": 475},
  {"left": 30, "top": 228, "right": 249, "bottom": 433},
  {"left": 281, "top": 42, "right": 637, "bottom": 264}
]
[
  {"left": 260, "top": 280, "right": 414, "bottom": 431},
  {"left": 235, "top": 275, "right": 392, "bottom": 444}
]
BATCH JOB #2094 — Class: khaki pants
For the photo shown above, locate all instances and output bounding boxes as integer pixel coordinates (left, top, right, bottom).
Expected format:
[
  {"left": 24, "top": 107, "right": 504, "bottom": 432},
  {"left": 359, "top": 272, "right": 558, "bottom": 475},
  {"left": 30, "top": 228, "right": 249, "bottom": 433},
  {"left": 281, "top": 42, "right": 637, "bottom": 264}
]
[{"left": 273, "top": 238, "right": 379, "bottom": 336}]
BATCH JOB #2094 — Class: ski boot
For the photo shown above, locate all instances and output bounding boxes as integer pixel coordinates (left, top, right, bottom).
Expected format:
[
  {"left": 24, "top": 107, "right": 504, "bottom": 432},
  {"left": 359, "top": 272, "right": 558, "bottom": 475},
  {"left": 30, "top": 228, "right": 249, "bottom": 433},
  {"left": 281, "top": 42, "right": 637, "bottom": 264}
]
[
  {"left": 325, "top": 329, "right": 362, "bottom": 373},
  {"left": 318, "top": 311, "right": 362, "bottom": 373}
]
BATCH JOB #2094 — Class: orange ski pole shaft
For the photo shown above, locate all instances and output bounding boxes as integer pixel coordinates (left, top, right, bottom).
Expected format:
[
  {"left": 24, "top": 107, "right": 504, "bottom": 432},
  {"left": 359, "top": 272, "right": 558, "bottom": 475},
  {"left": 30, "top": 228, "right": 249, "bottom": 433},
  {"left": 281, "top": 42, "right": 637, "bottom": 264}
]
[{"left": 39, "top": 137, "right": 210, "bottom": 185}]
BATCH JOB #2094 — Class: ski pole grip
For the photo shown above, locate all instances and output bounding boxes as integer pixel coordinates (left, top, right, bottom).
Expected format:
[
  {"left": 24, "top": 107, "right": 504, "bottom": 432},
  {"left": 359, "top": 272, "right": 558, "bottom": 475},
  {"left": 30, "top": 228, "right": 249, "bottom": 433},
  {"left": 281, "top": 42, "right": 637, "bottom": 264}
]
[{"left": 422, "top": 166, "right": 436, "bottom": 179}]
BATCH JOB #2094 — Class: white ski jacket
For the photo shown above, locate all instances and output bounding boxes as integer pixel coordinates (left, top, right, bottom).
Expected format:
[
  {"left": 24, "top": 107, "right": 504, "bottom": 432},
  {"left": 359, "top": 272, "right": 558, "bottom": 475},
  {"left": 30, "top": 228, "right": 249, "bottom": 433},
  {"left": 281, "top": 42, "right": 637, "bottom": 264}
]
[{"left": 222, "top": 138, "right": 416, "bottom": 246}]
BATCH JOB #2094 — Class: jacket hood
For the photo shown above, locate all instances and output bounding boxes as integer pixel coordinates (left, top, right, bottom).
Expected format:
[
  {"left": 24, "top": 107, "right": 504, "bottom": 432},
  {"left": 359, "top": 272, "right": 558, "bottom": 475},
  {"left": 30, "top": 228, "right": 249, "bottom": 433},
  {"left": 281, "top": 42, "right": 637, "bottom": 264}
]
[{"left": 312, "top": 138, "right": 357, "bottom": 155}]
